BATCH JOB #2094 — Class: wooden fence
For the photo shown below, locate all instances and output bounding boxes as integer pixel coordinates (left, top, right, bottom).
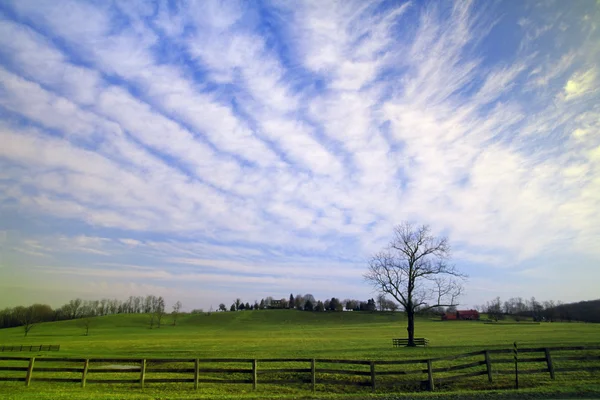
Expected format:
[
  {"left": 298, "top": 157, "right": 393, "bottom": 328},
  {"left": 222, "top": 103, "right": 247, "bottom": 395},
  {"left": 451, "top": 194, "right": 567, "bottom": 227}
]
[
  {"left": 0, "top": 345, "right": 598, "bottom": 393},
  {"left": 0, "top": 345, "right": 60, "bottom": 352}
]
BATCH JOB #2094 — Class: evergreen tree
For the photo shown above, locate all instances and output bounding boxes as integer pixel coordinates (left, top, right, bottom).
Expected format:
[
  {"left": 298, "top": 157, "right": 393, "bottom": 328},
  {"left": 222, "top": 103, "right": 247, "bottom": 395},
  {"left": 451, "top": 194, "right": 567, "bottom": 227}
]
[{"left": 304, "top": 299, "right": 314, "bottom": 311}]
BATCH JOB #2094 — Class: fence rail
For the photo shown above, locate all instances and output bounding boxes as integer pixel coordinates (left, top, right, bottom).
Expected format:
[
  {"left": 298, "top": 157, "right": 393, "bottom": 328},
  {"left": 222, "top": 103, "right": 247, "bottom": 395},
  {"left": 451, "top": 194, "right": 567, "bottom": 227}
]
[
  {"left": 0, "top": 345, "right": 598, "bottom": 393},
  {"left": 0, "top": 345, "right": 60, "bottom": 352}
]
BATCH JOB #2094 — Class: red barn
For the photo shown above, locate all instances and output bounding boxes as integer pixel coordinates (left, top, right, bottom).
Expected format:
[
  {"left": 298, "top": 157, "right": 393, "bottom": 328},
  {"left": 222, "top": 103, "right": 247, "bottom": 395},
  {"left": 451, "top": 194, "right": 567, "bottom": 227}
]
[{"left": 442, "top": 309, "right": 480, "bottom": 321}]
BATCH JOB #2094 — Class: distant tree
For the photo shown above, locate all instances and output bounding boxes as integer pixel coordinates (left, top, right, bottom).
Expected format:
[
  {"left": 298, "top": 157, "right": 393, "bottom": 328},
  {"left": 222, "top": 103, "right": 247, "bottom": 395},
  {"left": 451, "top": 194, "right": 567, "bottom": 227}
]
[
  {"left": 315, "top": 301, "right": 325, "bottom": 312},
  {"left": 366, "top": 298, "right": 376, "bottom": 312},
  {"left": 485, "top": 297, "right": 503, "bottom": 321},
  {"left": 377, "top": 294, "right": 387, "bottom": 311},
  {"left": 329, "top": 298, "right": 342, "bottom": 311},
  {"left": 235, "top": 298, "right": 241, "bottom": 311},
  {"left": 254, "top": 301, "right": 259, "bottom": 310},
  {"left": 16, "top": 305, "right": 39, "bottom": 337},
  {"left": 304, "top": 299, "right": 314, "bottom": 311},
  {"left": 364, "top": 223, "right": 465, "bottom": 346},
  {"left": 245, "top": 302, "right": 250, "bottom": 310},
  {"left": 218, "top": 303, "right": 227, "bottom": 312},
  {"left": 324, "top": 299, "right": 331, "bottom": 311},
  {"left": 295, "top": 294, "right": 305, "bottom": 311},
  {"left": 230, "top": 304, "right": 236, "bottom": 312},
  {"left": 386, "top": 299, "right": 399, "bottom": 312},
  {"left": 82, "top": 317, "right": 92, "bottom": 336},
  {"left": 172, "top": 301, "right": 182, "bottom": 326},
  {"left": 289, "top": 294, "right": 295, "bottom": 309},
  {"left": 259, "top": 299, "right": 265, "bottom": 310},
  {"left": 239, "top": 302, "right": 245, "bottom": 311},
  {"left": 446, "top": 305, "right": 457, "bottom": 314},
  {"left": 155, "top": 297, "right": 166, "bottom": 328}
]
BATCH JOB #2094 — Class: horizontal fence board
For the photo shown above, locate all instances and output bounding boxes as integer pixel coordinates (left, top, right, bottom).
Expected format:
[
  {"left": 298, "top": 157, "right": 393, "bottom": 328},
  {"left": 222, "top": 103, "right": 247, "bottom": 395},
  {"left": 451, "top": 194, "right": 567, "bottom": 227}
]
[
  {"left": 0, "top": 366, "right": 28, "bottom": 371},
  {"left": 432, "top": 360, "right": 486, "bottom": 373},
  {"left": 548, "top": 345, "right": 600, "bottom": 351},
  {"left": 87, "top": 368, "right": 140, "bottom": 373},
  {"left": 146, "top": 368, "right": 195, "bottom": 373},
  {"left": 0, "top": 356, "right": 32, "bottom": 361},
  {"left": 0, "top": 377, "right": 27, "bottom": 382},
  {"left": 431, "top": 350, "right": 484, "bottom": 361},
  {"left": 87, "top": 358, "right": 141, "bottom": 363},
  {"left": 33, "top": 367, "right": 84, "bottom": 372},
  {"left": 257, "top": 368, "right": 311, "bottom": 374},
  {"left": 486, "top": 349, "right": 513, "bottom": 354},
  {"left": 197, "top": 368, "right": 251, "bottom": 373},
  {"left": 35, "top": 358, "right": 86, "bottom": 363},
  {"left": 86, "top": 379, "right": 140, "bottom": 384},
  {"left": 374, "top": 359, "right": 428, "bottom": 365},
  {"left": 375, "top": 369, "right": 426, "bottom": 376},
  {"left": 517, "top": 348, "right": 547, "bottom": 353},
  {"left": 146, "top": 358, "right": 195, "bottom": 363},
  {"left": 553, "top": 355, "right": 600, "bottom": 361},
  {"left": 258, "top": 358, "right": 311, "bottom": 362},
  {"left": 317, "top": 369, "right": 371, "bottom": 376},
  {"left": 436, "top": 370, "right": 488, "bottom": 383},
  {"left": 197, "top": 359, "right": 254, "bottom": 363},
  {"left": 31, "top": 378, "right": 81, "bottom": 382},
  {"left": 144, "top": 378, "right": 195, "bottom": 383}
]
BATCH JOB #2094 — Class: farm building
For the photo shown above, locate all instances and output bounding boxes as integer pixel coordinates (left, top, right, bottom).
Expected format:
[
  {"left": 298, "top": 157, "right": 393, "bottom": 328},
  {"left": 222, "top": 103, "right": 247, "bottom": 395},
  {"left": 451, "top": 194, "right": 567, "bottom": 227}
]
[{"left": 441, "top": 309, "right": 480, "bottom": 321}]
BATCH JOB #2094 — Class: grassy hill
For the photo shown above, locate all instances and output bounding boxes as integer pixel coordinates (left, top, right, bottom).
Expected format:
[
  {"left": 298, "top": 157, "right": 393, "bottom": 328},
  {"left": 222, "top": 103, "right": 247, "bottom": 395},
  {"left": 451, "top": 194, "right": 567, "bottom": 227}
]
[{"left": 1, "top": 310, "right": 599, "bottom": 359}]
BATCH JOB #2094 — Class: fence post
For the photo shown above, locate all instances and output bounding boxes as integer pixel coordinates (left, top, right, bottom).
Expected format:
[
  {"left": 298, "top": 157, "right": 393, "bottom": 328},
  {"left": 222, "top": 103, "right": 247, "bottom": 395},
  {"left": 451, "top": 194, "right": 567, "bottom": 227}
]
[
  {"left": 140, "top": 359, "right": 146, "bottom": 389},
  {"left": 427, "top": 360, "right": 434, "bottom": 391},
  {"left": 25, "top": 357, "right": 35, "bottom": 387},
  {"left": 311, "top": 359, "right": 316, "bottom": 392},
  {"left": 484, "top": 350, "right": 493, "bottom": 382},
  {"left": 39, "top": 345, "right": 42, "bottom": 352},
  {"left": 514, "top": 341, "right": 518, "bottom": 390},
  {"left": 370, "top": 361, "right": 376, "bottom": 393},
  {"left": 81, "top": 359, "right": 89, "bottom": 388},
  {"left": 544, "top": 348, "right": 555, "bottom": 379},
  {"left": 252, "top": 359, "right": 257, "bottom": 390},
  {"left": 194, "top": 358, "right": 199, "bottom": 390}
]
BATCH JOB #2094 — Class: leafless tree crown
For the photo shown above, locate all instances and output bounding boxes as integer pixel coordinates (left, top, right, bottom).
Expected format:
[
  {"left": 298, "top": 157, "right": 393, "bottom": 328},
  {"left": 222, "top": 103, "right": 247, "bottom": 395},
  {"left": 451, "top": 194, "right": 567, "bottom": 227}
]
[{"left": 364, "top": 222, "right": 466, "bottom": 313}]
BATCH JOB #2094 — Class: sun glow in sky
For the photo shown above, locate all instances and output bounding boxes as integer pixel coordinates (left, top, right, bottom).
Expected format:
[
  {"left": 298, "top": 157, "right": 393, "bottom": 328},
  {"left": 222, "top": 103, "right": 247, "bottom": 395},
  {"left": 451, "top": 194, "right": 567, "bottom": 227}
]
[{"left": 0, "top": 0, "right": 599, "bottom": 310}]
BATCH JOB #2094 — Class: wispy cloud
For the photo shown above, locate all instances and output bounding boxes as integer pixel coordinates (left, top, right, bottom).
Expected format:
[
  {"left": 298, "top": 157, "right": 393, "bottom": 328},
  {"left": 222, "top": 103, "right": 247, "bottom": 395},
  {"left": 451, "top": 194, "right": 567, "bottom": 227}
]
[{"left": 1, "top": 0, "right": 599, "bottom": 308}]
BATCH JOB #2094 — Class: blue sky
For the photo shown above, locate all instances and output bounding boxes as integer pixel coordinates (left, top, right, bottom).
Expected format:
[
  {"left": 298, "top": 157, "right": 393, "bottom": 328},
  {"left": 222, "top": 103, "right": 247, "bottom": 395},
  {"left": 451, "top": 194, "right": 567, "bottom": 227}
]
[{"left": 0, "top": 0, "right": 599, "bottom": 311}]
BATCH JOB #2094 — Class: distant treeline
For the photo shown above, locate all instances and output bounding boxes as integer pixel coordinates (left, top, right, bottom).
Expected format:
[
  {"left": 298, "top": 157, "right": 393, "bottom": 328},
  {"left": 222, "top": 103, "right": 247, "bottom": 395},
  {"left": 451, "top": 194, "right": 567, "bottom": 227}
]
[
  {"left": 213, "top": 294, "right": 388, "bottom": 313},
  {"left": 476, "top": 296, "right": 600, "bottom": 323},
  {"left": 0, "top": 295, "right": 170, "bottom": 332}
]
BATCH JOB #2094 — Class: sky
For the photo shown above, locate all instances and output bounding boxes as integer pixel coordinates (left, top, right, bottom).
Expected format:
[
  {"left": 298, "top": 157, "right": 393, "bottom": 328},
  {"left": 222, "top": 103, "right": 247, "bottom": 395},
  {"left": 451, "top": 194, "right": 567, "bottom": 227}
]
[{"left": 0, "top": 0, "right": 599, "bottom": 311}]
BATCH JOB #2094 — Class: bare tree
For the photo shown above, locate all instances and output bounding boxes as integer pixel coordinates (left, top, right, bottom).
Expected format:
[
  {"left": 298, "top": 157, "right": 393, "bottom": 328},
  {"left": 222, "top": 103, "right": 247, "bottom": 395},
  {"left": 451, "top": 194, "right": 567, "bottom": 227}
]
[
  {"left": 82, "top": 317, "right": 92, "bottom": 336},
  {"left": 16, "top": 306, "right": 39, "bottom": 337},
  {"left": 376, "top": 294, "right": 387, "bottom": 311},
  {"left": 155, "top": 297, "right": 166, "bottom": 328},
  {"left": 364, "top": 222, "right": 466, "bottom": 346},
  {"left": 172, "top": 301, "right": 182, "bottom": 326}
]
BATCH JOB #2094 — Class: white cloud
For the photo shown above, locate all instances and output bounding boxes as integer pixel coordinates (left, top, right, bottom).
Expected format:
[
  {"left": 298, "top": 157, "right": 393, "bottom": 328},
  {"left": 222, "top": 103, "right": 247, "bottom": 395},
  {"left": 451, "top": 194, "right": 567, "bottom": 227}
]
[{"left": 1, "top": 0, "right": 599, "bottom": 308}]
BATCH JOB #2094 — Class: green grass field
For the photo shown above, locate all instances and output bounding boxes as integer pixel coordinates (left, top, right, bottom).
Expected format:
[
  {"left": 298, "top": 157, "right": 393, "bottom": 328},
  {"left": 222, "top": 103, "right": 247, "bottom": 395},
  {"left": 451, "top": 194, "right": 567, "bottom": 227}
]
[{"left": 1, "top": 310, "right": 599, "bottom": 399}]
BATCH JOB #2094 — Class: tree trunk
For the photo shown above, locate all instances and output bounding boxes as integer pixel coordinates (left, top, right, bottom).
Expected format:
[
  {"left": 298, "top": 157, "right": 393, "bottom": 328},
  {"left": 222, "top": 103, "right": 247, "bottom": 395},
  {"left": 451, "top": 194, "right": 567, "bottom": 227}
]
[{"left": 407, "top": 309, "right": 415, "bottom": 346}]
